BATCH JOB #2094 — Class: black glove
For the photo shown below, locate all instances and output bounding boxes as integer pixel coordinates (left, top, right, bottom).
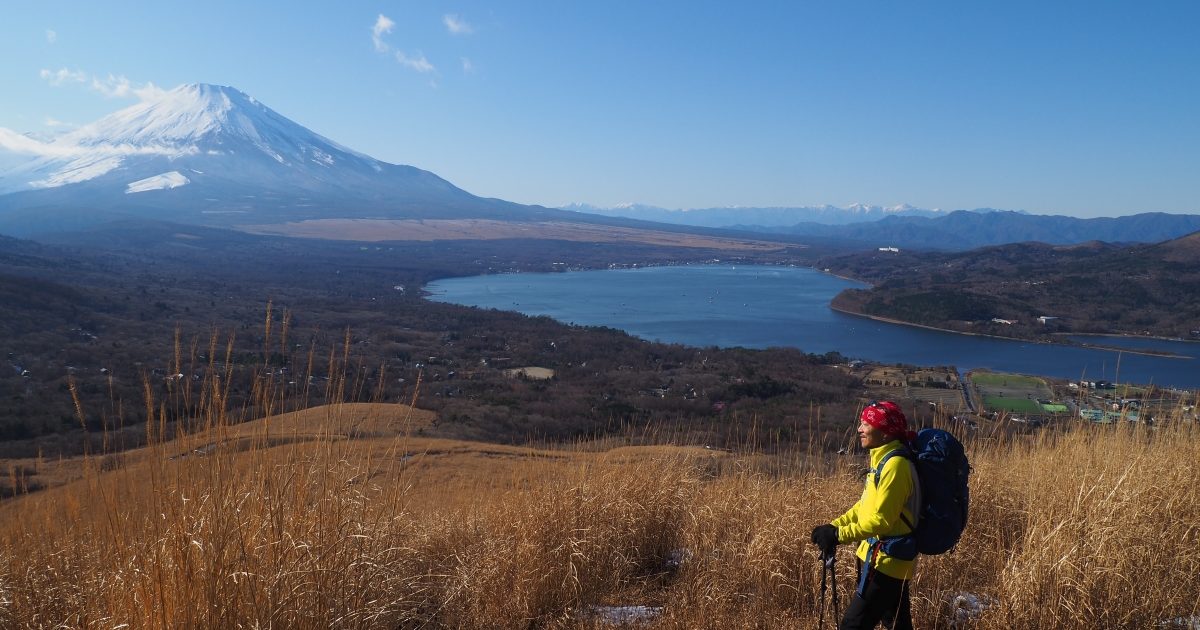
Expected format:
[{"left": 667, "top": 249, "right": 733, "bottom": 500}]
[{"left": 810, "top": 524, "right": 838, "bottom": 556}]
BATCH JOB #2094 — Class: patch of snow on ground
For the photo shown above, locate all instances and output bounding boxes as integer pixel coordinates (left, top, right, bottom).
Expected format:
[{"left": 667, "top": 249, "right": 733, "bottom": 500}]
[
  {"left": 589, "top": 605, "right": 662, "bottom": 626},
  {"left": 1161, "top": 616, "right": 1200, "bottom": 629},
  {"left": 949, "top": 592, "right": 997, "bottom": 627},
  {"left": 126, "top": 170, "right": 190, "bottom": 194},
  {"left": 664, "top": 548, "right": 691, "bottom": 569}
]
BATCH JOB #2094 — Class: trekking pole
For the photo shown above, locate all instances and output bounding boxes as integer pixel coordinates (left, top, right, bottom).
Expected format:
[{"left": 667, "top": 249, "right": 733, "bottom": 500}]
[
  {"left": 818, "top": 551, "right": 828, "bottom": 628},
  {"left": 827, "top": 551, "right": 839, "bottom": 627},
  {"left": 817, "top": 549, "right": 840, "bottom": 629}
]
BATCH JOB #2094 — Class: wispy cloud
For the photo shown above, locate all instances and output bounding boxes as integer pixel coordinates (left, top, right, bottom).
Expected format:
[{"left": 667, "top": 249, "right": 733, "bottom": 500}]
[
  {"left": 443, "top": 14, "right": 474, "bottom": 35},
  {"left": 461, "top": 57, "right": 475, "bottom": 73},
  {"left": 395, "top": 51, "right": 435, "bottom": 74},
  {"left": 372, "top": 14, "right": 395, "bottom": 53},
  {"left": 0, "top": 126, "right": 194, "bottom": 159},
  {"left": 39, "top": 67, "right": 87, "bottom": 86},
  {"left": 41, "top": 67, "right": 164, "bottom": 102},
  {"left": 90, "top": 74, "right": 166, "bottom": 101},
  {"left": 0, "top": 128, "right": 81, "bottom": 157},
  {"left": 371, "top": 15, "right": 437, "bottom": 74},
  {"left": 45, "top": 29, "right": 57, "bottom": 44},
  {"left": 44, "top": 117, "right": 74, "bottom": 128}
]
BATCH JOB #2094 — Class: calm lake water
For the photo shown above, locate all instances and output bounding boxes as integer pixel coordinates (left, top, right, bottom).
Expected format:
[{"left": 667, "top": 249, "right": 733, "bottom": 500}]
[{"left": 426, "top": 265, "right": 1200, "bottom": 389}]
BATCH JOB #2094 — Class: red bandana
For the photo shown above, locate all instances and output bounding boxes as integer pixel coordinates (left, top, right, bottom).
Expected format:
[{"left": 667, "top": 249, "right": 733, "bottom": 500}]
[{"left": 860, "top": 401, "right": 916, "bottom": 442}]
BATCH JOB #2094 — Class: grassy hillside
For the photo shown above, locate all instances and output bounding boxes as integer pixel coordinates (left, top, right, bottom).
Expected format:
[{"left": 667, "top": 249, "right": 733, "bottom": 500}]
[{"left": 1, "top": 389, "right": 1197, "bottom": 628}]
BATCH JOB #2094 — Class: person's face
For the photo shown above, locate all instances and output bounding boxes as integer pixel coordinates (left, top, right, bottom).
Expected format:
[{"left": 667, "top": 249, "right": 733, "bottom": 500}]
[{"left": 857, "top": 420, "right": 889, "bottom": 449}]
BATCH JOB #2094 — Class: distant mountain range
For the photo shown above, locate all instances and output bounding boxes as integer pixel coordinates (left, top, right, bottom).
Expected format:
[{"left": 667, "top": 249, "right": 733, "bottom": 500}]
[
  {"left": 0, "top": 84, "right": 572, "bottom": 237},
  {"left": 565, "top": 204, "right": 1200, "bottom": 251},
  {"left": 782, "top": 210, "right": 1200, "bottom": 250},
  {"left": 562, "top": 202, "right": 953, "bottom": 227}
]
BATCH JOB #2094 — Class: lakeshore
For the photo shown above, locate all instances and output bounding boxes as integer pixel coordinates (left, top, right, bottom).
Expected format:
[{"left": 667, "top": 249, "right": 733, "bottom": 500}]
[
  {"left": 827, "top": 303, "right": 1192, "bottom": 360},
  {"left": 426, "top": 264, "right": 1200, "bottom": 388}
]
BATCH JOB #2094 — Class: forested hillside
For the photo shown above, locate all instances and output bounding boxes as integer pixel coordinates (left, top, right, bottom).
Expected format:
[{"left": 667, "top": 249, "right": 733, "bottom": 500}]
[
  {"left": 821, "top": 233, "right": 1200, "bottom": 340},
  {"left": 0, "top": 223, "right": 856, "bottom": 457}
]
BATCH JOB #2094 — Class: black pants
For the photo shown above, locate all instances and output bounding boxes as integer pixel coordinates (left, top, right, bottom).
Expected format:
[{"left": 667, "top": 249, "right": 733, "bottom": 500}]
[{"left": 839, "top": 559, "right": 913, "bottom": 630}]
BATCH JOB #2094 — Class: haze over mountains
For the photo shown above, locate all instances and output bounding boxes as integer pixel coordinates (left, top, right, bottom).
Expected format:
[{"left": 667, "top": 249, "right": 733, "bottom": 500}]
[
  {"left": 566, "top": 204, "right": 1200, "bottom": 251},
  {"left": 561, "top": 202, "right": 951, "bottom": 227}
]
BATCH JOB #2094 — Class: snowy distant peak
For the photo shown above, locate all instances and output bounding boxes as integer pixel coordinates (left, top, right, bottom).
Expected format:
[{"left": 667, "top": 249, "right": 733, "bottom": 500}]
[
  {"left": 845, "top": 203, "right": 932, "bottom": 214},
  {"left": 563, "top": 202, "right": 676, "bottom": 214}
]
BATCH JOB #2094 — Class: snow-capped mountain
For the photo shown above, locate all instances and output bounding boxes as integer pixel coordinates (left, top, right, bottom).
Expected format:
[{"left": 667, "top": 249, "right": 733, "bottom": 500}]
[{"left": 0, "top": 83, "right": 557, "bottom": 236}]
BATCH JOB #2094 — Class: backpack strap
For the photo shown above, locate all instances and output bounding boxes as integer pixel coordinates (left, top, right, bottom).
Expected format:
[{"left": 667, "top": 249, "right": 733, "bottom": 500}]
[
  {"left": 873, "top": 446, "right": 916, "bottom": 534},
  {"left": 857, "top": 538, "right": 882, "bottom": 596},
  {"left": 871, "top": 446, "right": 911, "bottom": 488}
]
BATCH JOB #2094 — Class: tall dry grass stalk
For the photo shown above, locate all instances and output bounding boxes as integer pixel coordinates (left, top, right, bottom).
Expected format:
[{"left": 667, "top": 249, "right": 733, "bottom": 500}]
[{"left": 0, "top": 323, "right": 1197, "bottom": 628}]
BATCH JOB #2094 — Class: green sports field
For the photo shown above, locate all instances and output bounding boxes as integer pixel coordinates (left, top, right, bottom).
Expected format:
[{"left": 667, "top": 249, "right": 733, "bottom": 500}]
[
  {"left": 970, "top": 373, "right": 1047, "bottom": 389},
  {"left": 970, "top": 370, "right": 1055, "bottom": 415},
  {"left": 981, "top": 396, "right": 1044, "bottom": 413}
]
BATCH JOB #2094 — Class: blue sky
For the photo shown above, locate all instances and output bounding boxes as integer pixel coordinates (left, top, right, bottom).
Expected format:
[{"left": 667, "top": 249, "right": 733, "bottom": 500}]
[{"left": 2, "top": 1, "right": 1197, "bottom": 217}]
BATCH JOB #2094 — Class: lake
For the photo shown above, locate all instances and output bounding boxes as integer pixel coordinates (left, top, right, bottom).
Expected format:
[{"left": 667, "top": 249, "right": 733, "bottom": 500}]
[{"left": 425, "top": 265, "right": 1200, "bottom": 389}]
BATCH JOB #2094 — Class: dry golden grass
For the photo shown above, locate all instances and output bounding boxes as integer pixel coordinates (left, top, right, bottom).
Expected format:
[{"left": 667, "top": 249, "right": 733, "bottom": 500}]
[
  {"left": 2, "top": 400, "right": 1197, "bottom": 628},
  {"left": 2, "top": 403, "right": 438, "bottom": 496},
  {"left": 236, "top": 218, "right": 791, "bottom": 251}
]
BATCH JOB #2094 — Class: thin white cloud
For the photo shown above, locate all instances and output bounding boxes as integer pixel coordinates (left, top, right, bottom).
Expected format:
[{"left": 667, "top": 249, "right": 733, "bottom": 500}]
[
  {"left": 0, "top": 126, "right": 195, "bottom": 159},
  {"left": 44, "top": 117, "right": 74, "bottom": 128},
  {"left": 461, "top": 57, "right": 474, "bottom": 73},
  {"left": 41, "top": 68, "right": 163, "bottom": 102},
  {"left": 0, "top": 127, "right": 79, "bottom": 157},
  {"left": 39, "top": 67, "right": 87, "bottom": 86},
  {"left": 395, "top": 51, "right": 435, "bottom": 74},
  {"left": 370, "top": 14, "right": 436, "bottom": 75},
  {"left": 372, "top": 14, "right": 395, "bottom": 53},
  {"left": 443, "top": 14, "right": 474, "bottom": 35},
  {"left": 46, "top": 29, "right": 57, "bottom": 44},
  {"left": 90, "top": 74, "right": 166, "bottom": 101}
]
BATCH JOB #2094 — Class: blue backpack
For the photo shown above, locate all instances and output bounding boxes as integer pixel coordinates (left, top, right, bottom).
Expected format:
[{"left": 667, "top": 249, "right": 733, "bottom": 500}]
[{"left": 875, "top": 428, "right": 970, "bottom": 556}]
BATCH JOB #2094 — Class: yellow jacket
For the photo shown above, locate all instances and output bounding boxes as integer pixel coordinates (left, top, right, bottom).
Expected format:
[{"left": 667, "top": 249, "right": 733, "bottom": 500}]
[{"left": 831, "top": 439, "right": 920, "bottom": 580}]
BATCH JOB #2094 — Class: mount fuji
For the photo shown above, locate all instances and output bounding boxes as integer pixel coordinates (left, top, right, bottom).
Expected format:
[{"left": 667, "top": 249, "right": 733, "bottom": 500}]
[{"left": 0, "top": 83, "right": 566, "bottom": 236}]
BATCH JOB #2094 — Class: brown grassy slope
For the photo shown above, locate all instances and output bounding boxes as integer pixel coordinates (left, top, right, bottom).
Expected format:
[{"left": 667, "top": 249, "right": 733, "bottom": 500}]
[
  {"left": 0, "top": 401, "right": 1198, "bottom": 628},
  {"left": 237, "top": 218, "right": 793, "bottom": 250},
  {"left": 2, "top": 402, "right": 732, "bottom": 508},
  {"left": 1152, "top": 229, "right": 1200, "bottom": 263}
]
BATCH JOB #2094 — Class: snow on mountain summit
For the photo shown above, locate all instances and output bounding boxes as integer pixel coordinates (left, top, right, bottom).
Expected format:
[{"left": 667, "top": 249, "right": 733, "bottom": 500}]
[
  {"left": 0, "top": 82, "right": 527, "bottom": 236},
  {"left": 59, "top": 83, "right": 375, "bottom": 168},
  {"left": 63, "top": 83, "right": 246, "bottom": 147},
  {"left": 0, "top": 83, "right": 386, "bottom": 194}
]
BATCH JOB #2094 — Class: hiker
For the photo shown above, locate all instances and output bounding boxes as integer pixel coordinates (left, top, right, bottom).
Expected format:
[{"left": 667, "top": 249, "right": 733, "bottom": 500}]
[{"left": 812, "top": 401, "right": 921, "bottom": 630}]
